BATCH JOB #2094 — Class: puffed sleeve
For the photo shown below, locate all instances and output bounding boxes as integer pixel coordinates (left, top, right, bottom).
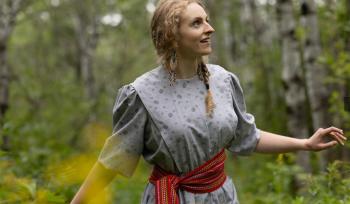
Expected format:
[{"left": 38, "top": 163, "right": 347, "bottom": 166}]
[
  {"left": 98, "top": 84, "right": 147, "bottom": 177},
  {"left": 226, "top": 73, "right": 260, "bottom": 155}
]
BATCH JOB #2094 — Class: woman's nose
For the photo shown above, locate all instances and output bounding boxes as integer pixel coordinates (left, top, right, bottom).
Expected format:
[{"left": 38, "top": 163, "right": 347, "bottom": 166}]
[{"left": 205, "top": 22, "right": 215, "bottom": 34}]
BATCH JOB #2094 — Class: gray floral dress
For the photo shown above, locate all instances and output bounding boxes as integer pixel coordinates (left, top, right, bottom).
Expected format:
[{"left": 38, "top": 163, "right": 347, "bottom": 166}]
[{"left": 98, "top": 64, "right": 260, "bottom": 204}]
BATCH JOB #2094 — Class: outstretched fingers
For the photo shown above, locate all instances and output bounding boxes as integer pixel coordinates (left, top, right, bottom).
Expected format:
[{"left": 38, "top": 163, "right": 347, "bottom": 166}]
[
  {"left": 336, "top": 131, "right": 347, "bottom": 141},
  {"left": 319, "top": 140, "right": 338, "bottom": 150},
  {"left": 329, "top": 132, "right": 344, "bottom": 146},
  {"left": 321, "top": 126, "right": 347, "bottom": 146},
  {"left": 321, "top": 126, "right": 343, "bottom": 135}
]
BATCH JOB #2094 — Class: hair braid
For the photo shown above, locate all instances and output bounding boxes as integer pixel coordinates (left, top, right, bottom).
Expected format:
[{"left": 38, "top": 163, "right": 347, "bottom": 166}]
[{"left": 198, "top": 61, "right": 215, "bottom": 117}]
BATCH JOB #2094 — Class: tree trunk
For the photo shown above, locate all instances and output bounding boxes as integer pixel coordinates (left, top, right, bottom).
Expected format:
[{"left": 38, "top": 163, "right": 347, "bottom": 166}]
[
  {"left": 72, "top": 6, "right": 99, "bottom": 122},
  {"left": 0, "top": 0, "right": 24, "bottom": 151},
  {"left": 277, "top": 0, "right": 311, "bottom": 173},
  {"left": 246, "top": 0, "right": 277, "bottom": 124},
  {"left": 300, "top": 0, "right": 334, "bottom": 170}
]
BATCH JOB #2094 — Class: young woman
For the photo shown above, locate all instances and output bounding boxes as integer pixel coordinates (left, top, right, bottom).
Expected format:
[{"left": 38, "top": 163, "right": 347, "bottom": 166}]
[{"left": 70, "top": 0, "right": 347, "bottom": 203}]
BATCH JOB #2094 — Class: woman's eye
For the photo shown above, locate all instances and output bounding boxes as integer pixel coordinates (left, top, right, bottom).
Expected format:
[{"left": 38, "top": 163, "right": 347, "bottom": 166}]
[{"left": 192, "top": 20, "right": 201, "bottom": 27}]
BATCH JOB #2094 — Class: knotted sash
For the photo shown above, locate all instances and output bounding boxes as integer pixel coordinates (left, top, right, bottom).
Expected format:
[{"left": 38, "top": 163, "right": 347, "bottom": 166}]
[{"left": 149, "top": 149, "right": 227, "bottom": 204}]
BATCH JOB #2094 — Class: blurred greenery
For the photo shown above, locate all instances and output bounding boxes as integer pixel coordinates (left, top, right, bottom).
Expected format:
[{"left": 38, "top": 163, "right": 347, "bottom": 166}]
[{"left": 0, "top": 0, "right": 350, "bottom": 203}]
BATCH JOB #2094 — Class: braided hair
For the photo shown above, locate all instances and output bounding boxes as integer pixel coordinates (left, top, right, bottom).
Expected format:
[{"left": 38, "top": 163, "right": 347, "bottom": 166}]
[{"left": 197, "top": 60, "right": 215, "bottom": 117}]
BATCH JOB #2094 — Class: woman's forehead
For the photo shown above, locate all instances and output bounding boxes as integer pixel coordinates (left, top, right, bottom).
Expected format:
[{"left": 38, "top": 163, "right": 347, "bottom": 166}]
[{"left": 180, "top": 2, "right": 208, "bottom": 22}]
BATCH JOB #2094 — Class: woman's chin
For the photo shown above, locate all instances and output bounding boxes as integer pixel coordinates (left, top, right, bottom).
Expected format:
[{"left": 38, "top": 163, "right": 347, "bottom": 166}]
[
  {"left": 200, "top": 51, "right": 212, "bottom": 56},
  {"left": 196, "top": 49, "right": 212, "bottom": 56}
]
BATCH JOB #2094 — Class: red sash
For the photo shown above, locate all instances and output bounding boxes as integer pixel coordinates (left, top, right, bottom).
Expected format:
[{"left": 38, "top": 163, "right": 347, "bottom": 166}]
[{"left": 149, "top": 149, "right": 227, "bottom": 204}]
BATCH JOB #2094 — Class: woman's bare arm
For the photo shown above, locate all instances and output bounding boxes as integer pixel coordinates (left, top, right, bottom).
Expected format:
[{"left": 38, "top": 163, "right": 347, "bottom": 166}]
[
  {"left": 70, "top": 162, "right": 118, "bottom": 204},
  {"left": 255, "top": 127, "right": 347, "bottom": 153}
]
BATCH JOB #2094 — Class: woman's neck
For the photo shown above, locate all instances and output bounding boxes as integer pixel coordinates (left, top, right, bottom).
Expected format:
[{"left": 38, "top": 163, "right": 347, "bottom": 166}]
[{"left": 176, "top": 56, "right": 199, "bottom": 79}]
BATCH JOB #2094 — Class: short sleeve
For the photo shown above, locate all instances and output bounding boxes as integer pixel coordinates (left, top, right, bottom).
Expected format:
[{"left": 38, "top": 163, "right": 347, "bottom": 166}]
[
  {"left": 98, "top": 84, "right": 147, "bottom": 177},
  {"left": 226, "top": 73, "right": 260, "bottom": 155}
]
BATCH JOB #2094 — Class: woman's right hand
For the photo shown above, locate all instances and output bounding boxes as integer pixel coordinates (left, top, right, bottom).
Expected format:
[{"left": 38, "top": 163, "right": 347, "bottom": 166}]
[
  {"left": 305, "top": 127, "right": 347, "bottom": 151},
  {"left": 70, "top": 162, "right": 118, "bottom": 204}
]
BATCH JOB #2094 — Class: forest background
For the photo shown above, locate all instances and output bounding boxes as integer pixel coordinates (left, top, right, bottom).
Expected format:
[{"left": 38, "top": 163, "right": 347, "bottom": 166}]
[{"left": 1, "top": 0, "right": 350, "bottom": 203}]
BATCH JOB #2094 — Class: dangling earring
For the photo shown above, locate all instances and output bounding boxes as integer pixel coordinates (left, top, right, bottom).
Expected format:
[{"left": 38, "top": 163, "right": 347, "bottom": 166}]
[{"left": 169, "top": 50, "right": 177, "bottom": 86}]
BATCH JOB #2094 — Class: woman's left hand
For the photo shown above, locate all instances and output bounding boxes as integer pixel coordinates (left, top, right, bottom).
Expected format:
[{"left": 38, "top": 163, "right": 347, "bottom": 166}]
[{"left": 305, "top": 127, "right": 347, "bottom": 151}]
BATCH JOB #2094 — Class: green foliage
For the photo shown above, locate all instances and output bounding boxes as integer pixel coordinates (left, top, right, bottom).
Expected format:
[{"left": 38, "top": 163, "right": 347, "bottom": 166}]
[
  {"left": 317, "top": 0, "right": 350, "bottom": 139},
  {"left": 231, "top": 154, "right": 300, "bottom": 204},
  {"left": 232, "top": 154, "right": 350, "bottom": 204},
  {"left": 296, "top": 161, "right": 350, "bottom": 203}
]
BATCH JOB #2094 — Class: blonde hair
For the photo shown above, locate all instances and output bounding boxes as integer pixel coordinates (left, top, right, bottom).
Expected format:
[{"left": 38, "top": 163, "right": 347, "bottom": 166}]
[{"left": 151, "top": 0, "right": 215, "bottom": 117}]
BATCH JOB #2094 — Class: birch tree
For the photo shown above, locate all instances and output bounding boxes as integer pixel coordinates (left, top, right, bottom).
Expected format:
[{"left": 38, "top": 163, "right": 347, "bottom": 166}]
[
  {"left": 276, "top": 0, "right": 311, "bottom": 173},
  {"left": 70, "top": 0, "right": 107, "bottom": 121},
  {"left": 242, "top": 0, "right": 277, "bottom": 122},
  {"left": 300, "top": 0, "right": 333, "bottom": 170}
]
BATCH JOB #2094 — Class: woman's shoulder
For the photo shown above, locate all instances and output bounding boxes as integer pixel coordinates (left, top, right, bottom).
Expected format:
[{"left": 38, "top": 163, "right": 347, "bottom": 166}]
[
  {"left": 114, "top": 66, "right": 163, "bottom": 94},
  {"left": 114, "top": 83, "right": 138, "bottom": 105},
  {"left": 131, "top": 65, "right": 167, "bottom": 92},
  {"left": 133, "top": 65, "right": 165, "bottom": 84},
  {"left": 206, "top": 64, "right": 238, "bottom": 80}
]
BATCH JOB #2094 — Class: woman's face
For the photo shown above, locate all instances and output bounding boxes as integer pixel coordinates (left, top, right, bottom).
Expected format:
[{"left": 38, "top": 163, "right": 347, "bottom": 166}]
[{"left": 176, "top": 3, "right": 215, "bottom": 59}]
